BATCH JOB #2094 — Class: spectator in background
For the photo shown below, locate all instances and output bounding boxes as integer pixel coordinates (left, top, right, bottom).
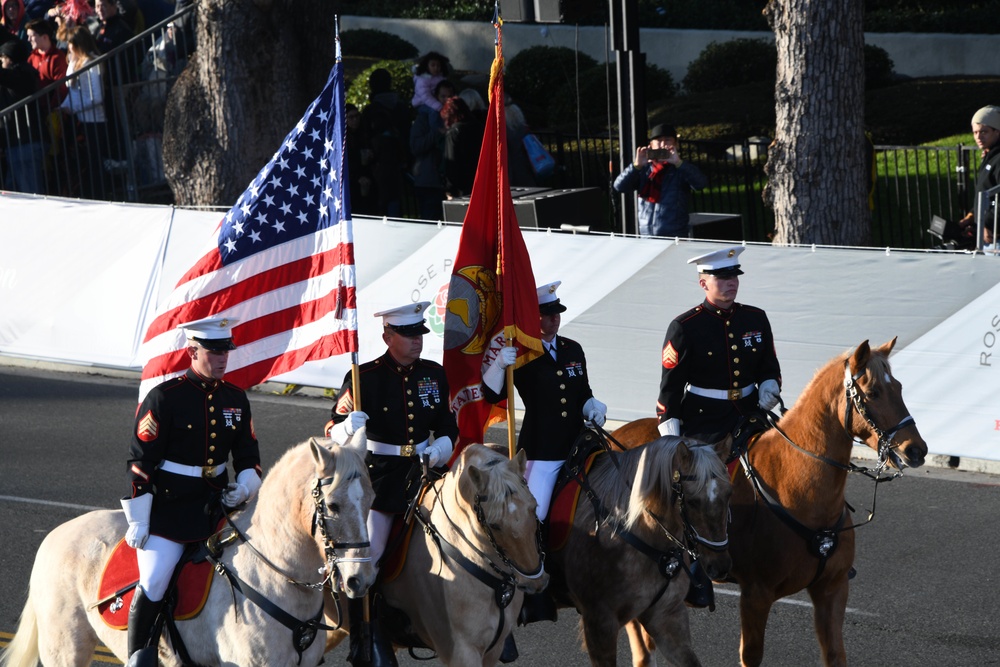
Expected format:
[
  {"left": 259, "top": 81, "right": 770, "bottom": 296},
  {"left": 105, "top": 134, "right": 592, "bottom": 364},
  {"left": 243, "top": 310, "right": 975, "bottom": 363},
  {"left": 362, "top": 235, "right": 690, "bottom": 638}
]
[
  {"left": 0, "top": 37, "right": 47, "bottom": 194},
  {"left": 504, "top": 94, "right": 535, "bottom": 188},
  {"left": 411, "top": 50, "right": 450, "bottom": 113},
  {"left": 92, "top": 0, "right": 131, "bottom": 54},
  {"left": 362, "top": 67, "right": 410, "bottom": 218},
  {"left": 25, "top": 17, "right": 65, "bottom": 107},
  {"left": 458, "top": 87, "right": 486, "bottom": 126},
  {"left": 23, "top": 0, "right": 51, "bottom": 21},
  {"left": 344, "top": 102, "right": 377, "bottom": 216},
  {"left": 441, "top": 95, "right": 482, "bottom": 199},
  {"left": 59, "top": 25, "right": 107, "bottom": 198},
  {"left": 47, "top": 0, "right": 98, "bottom": 46},
  {"left": 1, "top": 0, "right": 26, "bottom": 40},
  {"left": 613, "top": 123, "right": 708, "bottom": 238},
  {"left": 958, "top": 105, "right": 1000, "bottom": 247},
  {"left": 409, "top": 78, "right": 452, "bottom": 220}
]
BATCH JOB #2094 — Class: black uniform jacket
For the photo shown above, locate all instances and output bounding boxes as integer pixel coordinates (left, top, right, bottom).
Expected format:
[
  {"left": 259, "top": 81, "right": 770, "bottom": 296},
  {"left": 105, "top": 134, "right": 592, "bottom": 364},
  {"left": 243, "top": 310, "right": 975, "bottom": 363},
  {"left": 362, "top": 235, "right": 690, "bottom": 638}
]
[
  {"left": 657, "top": 300, "right": 780, "bottom": 441},
  {"left": 127, "top": 369, "right": 261, "bottom": 542},
  {"left": 331, "top": 352, "right": 459, "bottom": 514},
  {"left": 483, "top": 336, "right": 594, "bottom": 461}
]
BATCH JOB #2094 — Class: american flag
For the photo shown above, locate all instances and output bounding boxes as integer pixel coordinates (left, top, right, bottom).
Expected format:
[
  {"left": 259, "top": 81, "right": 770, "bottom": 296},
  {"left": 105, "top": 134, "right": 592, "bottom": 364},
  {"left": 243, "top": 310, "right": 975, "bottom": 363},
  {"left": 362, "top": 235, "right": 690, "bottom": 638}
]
[{"left": 137, "top": 50, "right": 357, "bottom": 401}]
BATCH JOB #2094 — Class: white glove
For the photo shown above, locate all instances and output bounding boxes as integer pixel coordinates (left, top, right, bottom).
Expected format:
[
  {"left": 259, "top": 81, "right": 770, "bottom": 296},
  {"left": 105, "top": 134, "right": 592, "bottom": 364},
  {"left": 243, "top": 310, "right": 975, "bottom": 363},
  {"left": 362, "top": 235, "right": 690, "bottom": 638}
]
[
  {"left": 330, "top": 410, "right": 369, "bottom": 444},
  {"left": 121, "top": 494, "right": 153, "bottom": 549},
  {"left": 582, "top": 397, "right": 607, "bottom": 427},
  {"left": 425, "top": 436, "right": 454, "bottom": 468},
  {"left": 657, "top": 418, "right": 681, "bottom": 437},
  {"left": 758, "top": 379, "right": 781, "bottom": 411},
  {"left": 482, "top": 347, "right": 516, "bottom": 394},
  {"left": 222, "top": 468, "right": 262, "bottom": 508}
]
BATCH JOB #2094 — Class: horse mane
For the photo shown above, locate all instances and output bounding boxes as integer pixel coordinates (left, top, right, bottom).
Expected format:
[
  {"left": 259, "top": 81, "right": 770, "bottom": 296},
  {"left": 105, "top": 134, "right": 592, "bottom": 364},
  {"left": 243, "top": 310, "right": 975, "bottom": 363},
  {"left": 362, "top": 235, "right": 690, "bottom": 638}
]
[
  {"left": 792, "top": 343, "right": 893, "bottom": 417},
  {"left": 620, "top": 438, "right": 727, "bottom": 530},
  {"left": 455, "top": 444, "right": 530, "bottom": 526}
]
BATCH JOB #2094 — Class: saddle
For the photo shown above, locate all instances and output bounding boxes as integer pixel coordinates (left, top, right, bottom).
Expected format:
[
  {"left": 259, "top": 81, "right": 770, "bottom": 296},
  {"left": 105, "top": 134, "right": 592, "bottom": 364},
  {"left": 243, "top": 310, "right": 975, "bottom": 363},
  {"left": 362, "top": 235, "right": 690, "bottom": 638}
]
[
  {"left": 548, "top": 429, "right": 606, "bottom": 552},
  {"left": 93, "top": 520, "right": 231, "bottom": 630}
]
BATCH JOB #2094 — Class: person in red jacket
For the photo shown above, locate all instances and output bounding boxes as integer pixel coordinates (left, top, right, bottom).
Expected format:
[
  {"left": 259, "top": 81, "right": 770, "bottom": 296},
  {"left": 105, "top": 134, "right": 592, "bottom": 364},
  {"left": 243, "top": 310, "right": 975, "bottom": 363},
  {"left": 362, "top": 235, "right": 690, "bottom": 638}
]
[{"left": 25, "top": 17, "right": 65, "bottom": 108}]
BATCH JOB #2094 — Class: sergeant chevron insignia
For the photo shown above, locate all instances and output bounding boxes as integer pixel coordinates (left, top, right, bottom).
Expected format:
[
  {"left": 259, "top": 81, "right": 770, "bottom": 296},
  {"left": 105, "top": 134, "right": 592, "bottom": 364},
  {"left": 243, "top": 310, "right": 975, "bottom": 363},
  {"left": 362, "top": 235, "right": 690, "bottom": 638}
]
[{"left": 137, "top": 411, "right": 159, "bottom": 442}]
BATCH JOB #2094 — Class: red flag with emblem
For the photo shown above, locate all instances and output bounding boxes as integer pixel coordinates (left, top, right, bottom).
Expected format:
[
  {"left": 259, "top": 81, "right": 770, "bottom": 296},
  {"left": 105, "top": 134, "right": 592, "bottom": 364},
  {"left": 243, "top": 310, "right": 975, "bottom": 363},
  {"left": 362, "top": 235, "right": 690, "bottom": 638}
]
[{"left": 443, "top": 18, "right": 543, "bottom": 452}]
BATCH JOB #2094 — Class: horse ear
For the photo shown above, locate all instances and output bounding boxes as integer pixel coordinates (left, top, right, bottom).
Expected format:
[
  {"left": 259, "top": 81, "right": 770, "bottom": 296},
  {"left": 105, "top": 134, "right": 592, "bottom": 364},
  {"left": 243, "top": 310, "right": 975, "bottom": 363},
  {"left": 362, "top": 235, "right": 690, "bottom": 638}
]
[
  {"left": 512, "top": 449, "right": 528, "bottom": 475},
  {"left": 309, "top": 437, "right": 336, "bottom": 473},
  {"left": 674, "top": 439, "right": 693, "bottom": 475},
  {"left": 850, "top": 339, "right": 872, "bottom": 376},
  {"left": 714, "top": 434, "right": 733, "bottom": 462},
  {"left": 877, "top": 336, "right": 898, "bottom": 356},
  {"left": 461, "top": 465, "right": 487, "bottom": 502}
]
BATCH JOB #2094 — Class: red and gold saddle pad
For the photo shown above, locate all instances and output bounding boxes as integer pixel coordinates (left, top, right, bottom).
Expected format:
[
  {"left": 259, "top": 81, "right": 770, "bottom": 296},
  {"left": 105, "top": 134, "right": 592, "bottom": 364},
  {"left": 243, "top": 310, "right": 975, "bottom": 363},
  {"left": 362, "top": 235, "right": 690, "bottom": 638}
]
[
  {"left": 548, "top": 451, "right": 601, "bottom": 552},
  {"left": 379, "top": 517, "right": 417, "bottom": 584},
  {"left": 95, "top": 539, "right": 214, "bottom": 630}
]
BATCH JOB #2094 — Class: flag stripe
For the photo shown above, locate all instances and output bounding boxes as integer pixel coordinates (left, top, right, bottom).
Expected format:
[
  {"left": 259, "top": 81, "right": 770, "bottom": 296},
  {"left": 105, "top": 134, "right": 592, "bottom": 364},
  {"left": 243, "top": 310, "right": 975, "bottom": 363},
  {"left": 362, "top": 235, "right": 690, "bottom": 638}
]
[{"left": 138, "top": 57, "right": 357, "bottom": 402}]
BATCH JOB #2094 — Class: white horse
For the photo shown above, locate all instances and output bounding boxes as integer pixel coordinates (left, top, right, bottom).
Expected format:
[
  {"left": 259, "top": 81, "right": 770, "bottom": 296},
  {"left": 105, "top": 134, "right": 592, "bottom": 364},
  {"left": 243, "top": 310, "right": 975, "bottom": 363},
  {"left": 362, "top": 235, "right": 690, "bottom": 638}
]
[
  {"left": 1, "top": 437, "right": 374, "bottom": 667},
  {"left": 326, "top": 444, "right": 549, "bottom": 666}
]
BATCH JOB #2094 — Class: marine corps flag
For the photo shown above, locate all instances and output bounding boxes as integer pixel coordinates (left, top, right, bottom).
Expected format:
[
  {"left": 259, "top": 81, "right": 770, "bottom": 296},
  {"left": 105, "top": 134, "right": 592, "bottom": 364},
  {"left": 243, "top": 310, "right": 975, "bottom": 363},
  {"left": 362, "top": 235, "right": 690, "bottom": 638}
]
[{"left": 443, "top": 13, "right": 543, "bottom": 452}]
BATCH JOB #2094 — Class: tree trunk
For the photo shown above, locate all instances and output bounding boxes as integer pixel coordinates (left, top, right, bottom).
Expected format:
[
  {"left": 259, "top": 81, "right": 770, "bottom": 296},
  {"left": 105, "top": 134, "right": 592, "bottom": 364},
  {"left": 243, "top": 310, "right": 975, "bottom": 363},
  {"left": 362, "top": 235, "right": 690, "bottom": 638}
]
[
  {"left": 763, "top": 0, "right": 870, "bottom": 246},
  {"left": 163, "top": 0, "right": 334, "bottom": 206}
]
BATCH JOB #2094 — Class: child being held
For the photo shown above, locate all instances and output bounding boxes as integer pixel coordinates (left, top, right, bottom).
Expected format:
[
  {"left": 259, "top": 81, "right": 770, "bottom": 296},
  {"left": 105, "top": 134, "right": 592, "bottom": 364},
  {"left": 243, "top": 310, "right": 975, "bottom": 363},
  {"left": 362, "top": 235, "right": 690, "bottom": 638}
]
[{"left": 412, "top": 51, "right": 451, "bottom": 112}]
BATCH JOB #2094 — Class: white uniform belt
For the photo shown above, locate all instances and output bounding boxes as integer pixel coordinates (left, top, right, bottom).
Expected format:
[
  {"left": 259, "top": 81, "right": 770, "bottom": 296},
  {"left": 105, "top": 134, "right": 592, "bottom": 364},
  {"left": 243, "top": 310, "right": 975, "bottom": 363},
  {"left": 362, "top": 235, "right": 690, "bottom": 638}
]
[
  {"left": 367, "top": 439, "right": 428, "bottom": 458},
  {"left": 686, "top": 384, "right": 754, "bottom": 401},
  {"left": 159, "top": 460, "right": 227, "bottom": 479}
]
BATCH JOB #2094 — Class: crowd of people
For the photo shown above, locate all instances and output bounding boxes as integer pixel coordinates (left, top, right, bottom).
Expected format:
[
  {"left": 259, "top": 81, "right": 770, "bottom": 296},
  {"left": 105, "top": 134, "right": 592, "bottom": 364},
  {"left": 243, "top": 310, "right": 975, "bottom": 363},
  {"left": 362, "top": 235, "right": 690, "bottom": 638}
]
[
  {"left": 346, "top": 49, "right": 538, "bottom": 222},
  {"left": 0, "top": 0, "right": 186, "bottom": 198}
]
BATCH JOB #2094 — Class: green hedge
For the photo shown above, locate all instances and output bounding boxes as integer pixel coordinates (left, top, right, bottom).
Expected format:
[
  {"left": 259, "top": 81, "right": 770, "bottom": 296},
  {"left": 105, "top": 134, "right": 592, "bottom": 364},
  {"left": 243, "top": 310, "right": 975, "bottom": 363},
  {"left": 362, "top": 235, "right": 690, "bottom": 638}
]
[{"left": 345, "top": 60, "right": 415, "bottom": 110}]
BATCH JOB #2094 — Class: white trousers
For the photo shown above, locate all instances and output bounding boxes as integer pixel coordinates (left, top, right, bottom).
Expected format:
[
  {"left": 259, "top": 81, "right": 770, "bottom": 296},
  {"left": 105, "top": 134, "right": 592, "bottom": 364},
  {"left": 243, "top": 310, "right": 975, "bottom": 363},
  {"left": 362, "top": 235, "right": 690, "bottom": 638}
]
[
  {"left": 368, "top": 509, "right": 393, "bottom": 571},
  {"left": 136, "top": 535, "right": 185, "bottom": 601},
  {"left": 524, "top": 459, "right": 565, "bottom": 521}
]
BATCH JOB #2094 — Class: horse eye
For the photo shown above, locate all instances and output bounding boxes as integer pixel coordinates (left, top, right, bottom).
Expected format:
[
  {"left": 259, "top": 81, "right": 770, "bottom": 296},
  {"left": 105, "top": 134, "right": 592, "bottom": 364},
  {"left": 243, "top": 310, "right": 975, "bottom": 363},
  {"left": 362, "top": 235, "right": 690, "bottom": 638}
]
[
  {"left": 490, "top": 523, "right": 501, "bottom": 530},
  {"left": 327, "top": 502, "right": 340, "bottom": 515}
]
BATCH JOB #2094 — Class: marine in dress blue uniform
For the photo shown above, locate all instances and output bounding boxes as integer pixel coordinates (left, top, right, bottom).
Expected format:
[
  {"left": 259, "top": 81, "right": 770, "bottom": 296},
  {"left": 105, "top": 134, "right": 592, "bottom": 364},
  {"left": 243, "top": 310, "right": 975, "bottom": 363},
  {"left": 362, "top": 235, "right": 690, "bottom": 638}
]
[
  {"left": 121, "top": 316, "right": 262, "bottom": 662},
  {"left": 656, "top": 247, "right": 782, "bottom": 441},
  {"left": 482, "top": 282, "right": 607, "bottom": 520},
  {"left": 326, "top": 302, "right": 459, "bottom": 667}
]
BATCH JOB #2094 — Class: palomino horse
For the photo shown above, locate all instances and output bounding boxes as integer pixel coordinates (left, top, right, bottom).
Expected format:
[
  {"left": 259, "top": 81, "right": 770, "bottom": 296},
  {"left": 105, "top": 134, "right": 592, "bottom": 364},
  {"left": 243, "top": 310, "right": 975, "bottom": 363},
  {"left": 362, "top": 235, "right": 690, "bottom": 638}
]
[
  {"left": 614, "top": 339, "right": 928, "bottom": 667},
  {"left": 544, "top": 431, "right": 733, "bottom": 667},
  {"left": 325, "top": 444, "right": 548, "bottom": 666},
  {"left": 1, "top": 438, "right": 374, "bottom": 667}
]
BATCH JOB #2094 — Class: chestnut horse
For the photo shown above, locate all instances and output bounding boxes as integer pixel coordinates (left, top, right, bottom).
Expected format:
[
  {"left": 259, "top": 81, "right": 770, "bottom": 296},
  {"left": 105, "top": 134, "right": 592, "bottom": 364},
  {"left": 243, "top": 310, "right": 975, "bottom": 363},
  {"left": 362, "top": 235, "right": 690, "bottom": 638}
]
[
  {"left": 325, "top": 444, "right": 548, "bottom": 666},
  {"left": 545, "top": 432, "right": 732, "bottom": 667},
  {"left": 1, "top": 438, "right": 374, "bottom": 667},
  {"left": 613, "top": 339, "right": 928, "bottom": 667}
]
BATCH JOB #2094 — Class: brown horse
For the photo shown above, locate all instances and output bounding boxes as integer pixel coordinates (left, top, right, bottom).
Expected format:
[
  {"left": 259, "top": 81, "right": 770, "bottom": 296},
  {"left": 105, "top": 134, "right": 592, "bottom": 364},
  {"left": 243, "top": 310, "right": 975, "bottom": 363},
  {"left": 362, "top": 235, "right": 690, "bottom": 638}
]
[
  {"left": 545, "top": 432, "right": 733, "bottom": 667},
  {"left": 613, "top": 339, "right": 928, "bottom": 667}
]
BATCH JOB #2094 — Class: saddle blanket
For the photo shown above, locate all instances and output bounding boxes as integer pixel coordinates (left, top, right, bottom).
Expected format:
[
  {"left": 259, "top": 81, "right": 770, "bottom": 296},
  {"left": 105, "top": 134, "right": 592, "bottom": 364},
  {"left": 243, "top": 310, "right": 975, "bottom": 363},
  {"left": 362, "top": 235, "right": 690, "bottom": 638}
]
[
  {"left": 548, "top": 451, "right": 601, "bottom": 552},
  {"left": 96, "top": 538, "right": 214, "bottom": 630},
  {"left": 380, "top": 517, "right": 416, "bottom": 584}
]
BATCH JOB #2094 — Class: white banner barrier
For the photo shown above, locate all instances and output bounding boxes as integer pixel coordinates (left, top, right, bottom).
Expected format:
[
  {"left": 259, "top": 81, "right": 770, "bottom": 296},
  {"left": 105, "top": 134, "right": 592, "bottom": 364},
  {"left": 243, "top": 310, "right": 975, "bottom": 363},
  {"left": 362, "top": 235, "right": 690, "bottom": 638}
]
[{"left": 2, "top": 193, "right": 998, "bottom": 460}]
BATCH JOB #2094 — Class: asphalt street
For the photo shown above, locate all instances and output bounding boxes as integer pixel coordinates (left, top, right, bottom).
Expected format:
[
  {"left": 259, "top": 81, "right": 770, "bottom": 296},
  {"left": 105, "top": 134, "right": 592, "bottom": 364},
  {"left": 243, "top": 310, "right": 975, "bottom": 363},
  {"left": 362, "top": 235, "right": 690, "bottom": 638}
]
[{"left": 1, "top": 366, "right": 998, "bottom": 666}]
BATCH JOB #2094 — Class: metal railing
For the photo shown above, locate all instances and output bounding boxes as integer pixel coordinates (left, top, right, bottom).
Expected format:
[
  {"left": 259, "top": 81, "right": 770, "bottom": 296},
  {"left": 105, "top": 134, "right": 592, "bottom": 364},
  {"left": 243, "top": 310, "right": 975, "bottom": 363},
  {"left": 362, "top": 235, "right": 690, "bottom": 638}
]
[{"left": 0, "top": 4, "right": 194, "bottom": 203}]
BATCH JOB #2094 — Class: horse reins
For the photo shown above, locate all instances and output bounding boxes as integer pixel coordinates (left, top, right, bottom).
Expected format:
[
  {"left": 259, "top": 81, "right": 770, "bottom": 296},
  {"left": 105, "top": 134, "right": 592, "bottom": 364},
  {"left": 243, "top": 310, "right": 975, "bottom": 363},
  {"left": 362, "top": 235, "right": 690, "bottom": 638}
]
[
  {"left": 415, "top": 472, "right": 546, "bottom": 653},
  {"left": 205, "top": 473, "right": 371, "bottom": 662},
  {"left": 736, "top": 359, "right": 917, "bottom": 587}
]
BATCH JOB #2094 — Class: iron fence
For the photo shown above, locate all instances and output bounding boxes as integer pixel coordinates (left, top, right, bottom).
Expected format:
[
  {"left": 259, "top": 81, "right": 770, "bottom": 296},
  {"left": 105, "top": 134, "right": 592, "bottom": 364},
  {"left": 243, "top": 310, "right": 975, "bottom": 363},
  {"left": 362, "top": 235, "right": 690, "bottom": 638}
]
[
  {"left": 0, "top": 19, "right": 986, "bottom": 251},
  {"left": 0, "top": 5, "right": 193, "bottom": 203}
]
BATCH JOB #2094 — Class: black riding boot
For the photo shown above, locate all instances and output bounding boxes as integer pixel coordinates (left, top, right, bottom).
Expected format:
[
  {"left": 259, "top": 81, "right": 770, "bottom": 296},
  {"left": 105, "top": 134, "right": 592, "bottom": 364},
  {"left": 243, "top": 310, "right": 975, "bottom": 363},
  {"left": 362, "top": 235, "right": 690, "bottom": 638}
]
[
  {"left": 684, "top": 559, "right": 716, "bottom": 611},
  {"left": 516, "top": 591, "right": 558, "bottom": 626},
  {"left": 346, "top": 595, "right": 398, "bottom": 667},
  {"left": 499, "top": 632, "right": 519, "bottom": 663},
  {"left": 126, "top": 586, "right": 164, "bottom": 660}
]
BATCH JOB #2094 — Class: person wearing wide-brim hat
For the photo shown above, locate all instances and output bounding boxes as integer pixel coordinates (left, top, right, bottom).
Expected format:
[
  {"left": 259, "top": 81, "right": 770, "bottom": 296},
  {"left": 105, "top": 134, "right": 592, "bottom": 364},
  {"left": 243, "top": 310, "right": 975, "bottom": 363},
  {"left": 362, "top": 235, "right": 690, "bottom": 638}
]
[
  {"left": 325, "top": 300, "right": 459, "bottom": 665},
  {"left": 612, "top": 123, "right": 709, "bottom": 238},
  {"left": 656, "top": 246, "right": 782, "bottom": 443},
  {"left": 122, "top": 316, "right": 262, "bottom": 661}
]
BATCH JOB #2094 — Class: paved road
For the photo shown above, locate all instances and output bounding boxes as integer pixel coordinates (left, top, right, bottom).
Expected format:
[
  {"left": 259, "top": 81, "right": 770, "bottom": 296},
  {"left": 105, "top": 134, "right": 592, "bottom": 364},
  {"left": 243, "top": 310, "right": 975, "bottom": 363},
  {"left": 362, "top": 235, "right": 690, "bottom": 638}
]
[{"left": 1, "top": 367, "right": 998, "bottom": 666}]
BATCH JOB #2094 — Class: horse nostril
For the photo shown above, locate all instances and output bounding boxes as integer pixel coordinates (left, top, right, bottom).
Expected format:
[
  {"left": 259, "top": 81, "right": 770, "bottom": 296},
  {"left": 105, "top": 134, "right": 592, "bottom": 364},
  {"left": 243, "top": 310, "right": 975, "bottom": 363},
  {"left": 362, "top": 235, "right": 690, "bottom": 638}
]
[{"left": 346, "top": 575, "right": 360, "bottom": 595}]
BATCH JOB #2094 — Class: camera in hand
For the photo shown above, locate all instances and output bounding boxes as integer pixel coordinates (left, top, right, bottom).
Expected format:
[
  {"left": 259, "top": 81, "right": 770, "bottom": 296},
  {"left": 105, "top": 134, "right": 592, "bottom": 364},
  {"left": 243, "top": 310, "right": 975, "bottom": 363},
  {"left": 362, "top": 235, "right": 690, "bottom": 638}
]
[{"left": 647, "top": 148, "right": 673, "bottom": 161}]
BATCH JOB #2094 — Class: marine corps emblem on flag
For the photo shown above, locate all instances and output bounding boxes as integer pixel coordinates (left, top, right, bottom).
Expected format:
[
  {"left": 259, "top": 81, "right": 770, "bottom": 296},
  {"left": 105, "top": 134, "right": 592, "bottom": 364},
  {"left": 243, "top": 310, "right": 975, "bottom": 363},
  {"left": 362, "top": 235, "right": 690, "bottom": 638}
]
[
  {"left": 662, "top": 342, "right": 679, "bottom": 369},
  {"left": 136, "top": 411, "right": 159, "bottom": 442}
]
